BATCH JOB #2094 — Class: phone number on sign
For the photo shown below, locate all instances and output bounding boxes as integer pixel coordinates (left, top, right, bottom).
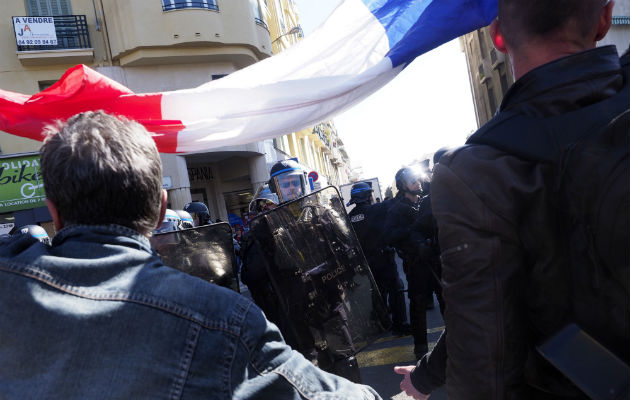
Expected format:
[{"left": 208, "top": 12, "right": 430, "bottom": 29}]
[{"left": 17, "top": 39, "right": 57, "bottom": 45}]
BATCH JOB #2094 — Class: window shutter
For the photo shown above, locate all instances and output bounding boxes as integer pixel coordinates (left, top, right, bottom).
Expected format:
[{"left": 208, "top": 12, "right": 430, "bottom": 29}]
[
  {"left": 49, "top": 0, "right": 72, "bottom": 15},
  {"left": 27, "top": 0, "right": 72, "bottom": 16},
  {"left": 26, "top": 0, "right": 44, "bottom": 15},
  {"left": 60, "top": 0, "right": 72, "bottom": 15},
  {"left": 50, "top": 0, "right": 60, "bottom": 14}
]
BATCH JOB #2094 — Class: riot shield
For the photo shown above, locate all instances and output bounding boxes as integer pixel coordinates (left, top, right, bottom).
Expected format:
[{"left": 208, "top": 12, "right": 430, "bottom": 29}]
[
  {"left": 150, "top": 222, "right": 239, "bottom": 292},
  {"left": 249, "top": 186, "right": 390, "bottom": 359}
]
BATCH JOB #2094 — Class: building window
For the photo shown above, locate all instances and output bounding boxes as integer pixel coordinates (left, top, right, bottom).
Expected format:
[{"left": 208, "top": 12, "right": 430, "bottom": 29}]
[
  {"left": 275, "top": 0, "right": 287, "bottom": 32},
  {"left": 478, "top": 30, "right": 487, "bottom": 55},
  {"left": 478, "top": 63, "right": 485, "bottom": 81},
  {"left": 162, "top": 0, "right": 219, "bottom": 12},
  {"left": 26, "top": 0, "right": 72, "bottom": 16},
  {"left": 24, "top": 1, "right": 86, "bottom": 50},
  {"left": 38, "top": 80, "right": 57, "bottom": 91},
  {"left": 251, "top": 0, "right": 267, "bottom": 27},
  {"left": 490, "top": 48, "right": 497, "bottom": 65}
]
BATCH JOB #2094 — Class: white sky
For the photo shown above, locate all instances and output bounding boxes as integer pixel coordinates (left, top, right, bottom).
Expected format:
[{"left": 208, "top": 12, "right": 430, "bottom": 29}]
[{"left": 294, "top": 0, "right": 478, "bottom": 190}]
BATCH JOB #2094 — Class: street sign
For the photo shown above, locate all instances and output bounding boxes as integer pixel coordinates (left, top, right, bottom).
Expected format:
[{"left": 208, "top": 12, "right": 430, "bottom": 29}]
[{"left": 308, "top": 171, "right": 319, "bottom": 182}]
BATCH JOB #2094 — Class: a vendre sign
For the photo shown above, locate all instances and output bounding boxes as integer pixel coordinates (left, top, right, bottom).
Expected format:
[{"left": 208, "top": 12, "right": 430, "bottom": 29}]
[
  {"left": 0, "top": 153, "right": 46, "bottom": 213},
  {"left": 13, "top": 16, "right": 58, "bottom": 46}
]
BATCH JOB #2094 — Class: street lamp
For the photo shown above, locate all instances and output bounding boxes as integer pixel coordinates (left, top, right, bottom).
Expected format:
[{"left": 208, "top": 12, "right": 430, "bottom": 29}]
[{"left": 271, "top": 25, "right": 304, "bottom": 43}]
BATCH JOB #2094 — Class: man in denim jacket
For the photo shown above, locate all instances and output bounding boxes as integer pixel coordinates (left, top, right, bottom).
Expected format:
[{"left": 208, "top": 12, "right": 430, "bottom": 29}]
[{"left": 0, "top": 111, "right": 381, "bottom": 400}]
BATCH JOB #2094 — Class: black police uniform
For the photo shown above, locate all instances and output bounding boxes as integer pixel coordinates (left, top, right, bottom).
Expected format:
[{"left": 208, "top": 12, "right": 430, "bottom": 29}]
[
  {"left": 349, "top": 201, "right": 408, "bottom": 333},
  {"left": 384, "top": 193, "right": 434, "bottom": 358},
  {"left": 240, "top": 233, "right": 282, "bottom": 326}
]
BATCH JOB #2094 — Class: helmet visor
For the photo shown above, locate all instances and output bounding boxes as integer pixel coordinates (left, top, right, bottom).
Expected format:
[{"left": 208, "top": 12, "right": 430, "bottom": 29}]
[
  {"left": 156, "top": 220, "right": 179, "bottom": 233},
  {"left": 273, "top": 172, "right": 304, "bottom": 203}
]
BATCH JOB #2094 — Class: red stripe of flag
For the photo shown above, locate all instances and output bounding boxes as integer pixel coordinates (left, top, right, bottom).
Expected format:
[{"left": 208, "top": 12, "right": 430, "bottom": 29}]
[{"left": 0, "top": 64, "right": 184, "bottom": 153}]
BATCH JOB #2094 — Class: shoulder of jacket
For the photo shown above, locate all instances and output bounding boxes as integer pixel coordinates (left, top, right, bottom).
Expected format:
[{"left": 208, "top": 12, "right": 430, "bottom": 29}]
[{"left": 438, "top": 142, "right": 529, "bottom": 168}]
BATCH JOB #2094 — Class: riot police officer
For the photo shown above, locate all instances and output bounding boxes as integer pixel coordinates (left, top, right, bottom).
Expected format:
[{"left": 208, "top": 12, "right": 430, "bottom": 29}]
[
  {"left": 12, "top": 225, "right": 51, "bottom": 245},
  {"left": 241, "top": 183, "right": 282, "bottom": 331},
  {"left": 248, "top": 184, "right": 279, "bottom": 214},
  {"left": 247, "top": 159, "right": 366, "bottom": 382},
  {"left": 154, "top": 209, "right": 181, "bottom": 234},
  {"left": 268, "top": 159, "right": 309, "bottom": 203},
  {"left": 174, "top": 210, "right": 194, "bottom": 229},
  {"left": 183, "top": 201, "right": 212, "bottom": 227},
  {"left": 243, "top": 160, "right": 311, "bottom": 349},
  {"left": 347, "top": 182, "right": 410, "bottom": 335},
  {"left": 385, "top": 166, "right": 434, "bottom": 360}
]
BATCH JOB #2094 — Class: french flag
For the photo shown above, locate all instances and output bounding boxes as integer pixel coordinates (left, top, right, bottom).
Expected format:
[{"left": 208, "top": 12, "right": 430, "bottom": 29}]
[{"left": 0, "top": 0, "right": 496, "bottom": 153}]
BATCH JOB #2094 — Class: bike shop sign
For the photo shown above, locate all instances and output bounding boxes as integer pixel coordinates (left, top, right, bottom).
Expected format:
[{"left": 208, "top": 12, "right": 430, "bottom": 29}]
[
  {"left": 0, "top": 154, "right": 46, "bottom": 213},
  {"left": 13, "top": 16, "right": 58, "bottom": 46}
]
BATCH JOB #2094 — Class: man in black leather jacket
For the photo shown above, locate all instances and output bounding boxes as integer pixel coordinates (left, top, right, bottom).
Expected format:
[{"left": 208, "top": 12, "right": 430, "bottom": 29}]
[
  {"left": 396, "top": 1, "right": 629, "bottom": 398},
  {"left": 384, "top": 167, "right": 434, "bottom": 359}
]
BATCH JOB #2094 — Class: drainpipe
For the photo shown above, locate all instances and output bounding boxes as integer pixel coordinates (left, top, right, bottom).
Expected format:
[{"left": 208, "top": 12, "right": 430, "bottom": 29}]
[{"left": 93, "top": 0, "right": 113, "bottom": 65}]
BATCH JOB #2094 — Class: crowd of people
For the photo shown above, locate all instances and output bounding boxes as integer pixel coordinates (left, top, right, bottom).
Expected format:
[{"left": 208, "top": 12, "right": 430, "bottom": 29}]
[{"left": 0, "top": 0, "right": 628, "bottom": 398}]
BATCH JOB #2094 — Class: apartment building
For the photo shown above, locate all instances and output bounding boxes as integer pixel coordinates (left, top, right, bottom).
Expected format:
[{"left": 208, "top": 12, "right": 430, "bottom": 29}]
[
  {"left": 265, "top": 0, "right": 353, "bottom": 189},
  {"left": 461, "top": 1, "right": 630, "bottom": 127},
  {"left": 0, "top": 0, "right": 344, "bottom": 234}
]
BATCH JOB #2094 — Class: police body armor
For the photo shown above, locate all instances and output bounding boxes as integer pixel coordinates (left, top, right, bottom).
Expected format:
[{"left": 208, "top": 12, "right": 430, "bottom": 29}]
[
  {"left": 249, "top": 186, "right": 390, "bottom": 381},
  {"left": 150, "top": 222, "right": 239, "bottom": 292}
]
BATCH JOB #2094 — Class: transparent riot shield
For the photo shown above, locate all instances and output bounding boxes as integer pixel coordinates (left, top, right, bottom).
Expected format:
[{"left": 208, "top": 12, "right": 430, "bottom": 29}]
[
  {"left": 249, "top": 186, "right": 390, "bottom": 358},
  {"left": 150, "top": 222, "right": 239, "bottom": 292}
]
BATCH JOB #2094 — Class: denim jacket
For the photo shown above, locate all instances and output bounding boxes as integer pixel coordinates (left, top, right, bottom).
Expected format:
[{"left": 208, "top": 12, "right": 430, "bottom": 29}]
[{"left": 0, "top": 224, "right": 381, "bottom": 400}]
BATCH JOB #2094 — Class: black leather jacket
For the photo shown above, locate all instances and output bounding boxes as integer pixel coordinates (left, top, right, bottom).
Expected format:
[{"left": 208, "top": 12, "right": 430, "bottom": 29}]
[
  {"left": 431, "top": 46, "right": 629, "bottom": 399},
  {"left": 384, "top": 194, "right": 434, "bottom": 294}
]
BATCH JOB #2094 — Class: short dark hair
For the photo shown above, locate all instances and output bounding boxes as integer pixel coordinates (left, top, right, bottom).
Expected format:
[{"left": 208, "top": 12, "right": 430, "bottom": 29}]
[
  {"left": 40, "top": 111, "right": 163, "bottom": 236},
  {"left": 498, "top": 0, "right": 607, "bottom": 48}
]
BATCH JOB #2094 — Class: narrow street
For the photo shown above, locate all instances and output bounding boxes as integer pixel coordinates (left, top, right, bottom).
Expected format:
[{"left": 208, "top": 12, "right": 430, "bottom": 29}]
[
  {"left": 239, "top": 256, "right": 446, "bottom": 399},
  {"left": 359, "top": 256, "right": 446, "bottom": 399},
  {"left": 359, "top": 294, "right": 445, "bottom": 399}
]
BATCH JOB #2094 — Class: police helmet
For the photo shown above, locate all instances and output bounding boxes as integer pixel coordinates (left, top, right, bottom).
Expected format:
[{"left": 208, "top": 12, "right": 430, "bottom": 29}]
[
  {"left": 14, "top": 224, "right": 51, "bottom": 245},
  {"left": 249, "top": 184, "right": 279, "bottom": 213},
  {"left": 395, "top": 166, "right": 426, "bottom": 196},
  {"left": 268, "top": 159, "right": 309, "bottom": 203},
  {"left": 183, "top": 202, "right": 212, "bottom": 226},
  {"left": 174, "top": 209, "right": 194, "bottom": 229},
  {"left": 155, "top": 209, "right": 181, "bottom": 233},
  {"left": 346, "top": 181, "right": 373, "bottom": 206}
]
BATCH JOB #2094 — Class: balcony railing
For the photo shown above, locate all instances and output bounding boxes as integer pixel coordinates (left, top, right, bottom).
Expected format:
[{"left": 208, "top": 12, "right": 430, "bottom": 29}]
[
  {"left": 313, "top": 124, "right": 331, "bottom": 148},
  {"left": 14, "top": 15, "right": 91, "bottom": 52},
  {"left": 162, "top": 1, "right": 219, "bottom": 12},
  {"left": 255, "top": 17, "right": 268, "bottom": 30}
]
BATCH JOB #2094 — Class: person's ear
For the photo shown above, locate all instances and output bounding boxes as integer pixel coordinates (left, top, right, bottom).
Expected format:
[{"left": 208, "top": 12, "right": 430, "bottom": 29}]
[
  {"left": 595, "top": 0, "right": 614, "bottom": 41},
  {"left": 490, "top": 19, "right": 507, "bottom": 53},
  {"left": 155, "top": 189, "right": 168, "bottom": 230},
  {"left": 46, "top": 198, "right": 64, "bottom": 231}
]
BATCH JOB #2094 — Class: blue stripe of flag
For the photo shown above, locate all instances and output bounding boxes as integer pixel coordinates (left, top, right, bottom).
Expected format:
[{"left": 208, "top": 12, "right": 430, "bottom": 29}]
[{"left": 362, "top": 0, "right": 498, "bottom": 67}]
